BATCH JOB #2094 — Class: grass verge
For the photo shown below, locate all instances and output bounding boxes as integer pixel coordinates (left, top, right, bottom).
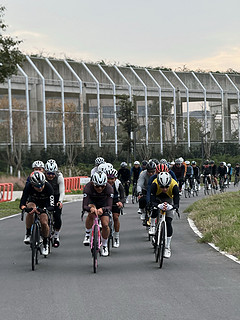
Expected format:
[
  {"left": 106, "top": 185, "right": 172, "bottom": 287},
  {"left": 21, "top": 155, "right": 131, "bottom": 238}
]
[
  {"left": 0, "top": 200, "right": 21, "bottom": 219},
  {"left": 184, "top": 191, "right": 240, "bottom": 259}
]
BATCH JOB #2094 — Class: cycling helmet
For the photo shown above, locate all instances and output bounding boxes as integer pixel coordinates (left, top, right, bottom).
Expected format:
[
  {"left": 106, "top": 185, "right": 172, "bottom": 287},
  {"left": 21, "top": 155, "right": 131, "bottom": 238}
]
[
  {"left": 179, "top": 157, "right": 184, "bottom": 163},
  {"left": 95, "top": 157, "right": 105, "bottom": 166},
  {"left": 236, "top": 163, "right": 239, "bottom": 166},
  {"left": 30, "top": 171, "right": 46, "bottom": 188},
  {"left": 220, "top": 162, "right": 224, "bottom": 166},
  {"left": 152, "top": 159, "right": 159, "bottom": 165},
  {"left": 223, "top": 162, "right": 226, "bottom": 166},
  {"left": 98, "top": 163, "right": 109, "bottom": 173},
  {"left": 159, "top": 159, "right": 167, "bottom": 165},
  {"left": 204, "top": 160, "right": 209, "bottom": 165},
  {"left": 45, "top": 161, "right": 58, "bottom": 173},
  {"left": 120, "top": 162, "right": 127, "bottom": 168},
  {"left": 156, "top": 164, "right": 169, "bottom": 173},
  {"left": 157, "top": 172, "right": 172, "bottom": 188},
  {"left": 46, "top": 159, "right": 57, "bottom": 165},
  {"left": 185, "top": 160, "right": 190, "bottom": 165},
  {"left": 106, "top": 168, "right": 118, "bottom": 178},
  {"left": 227, "top": 163, "right": 231, "bottom": 167},
  {"left": 209, "top": 160, "right": 214, "bottom": 165},
  {"left": 92, "top": 171, "right": 107, "bottom": 186},
  {"left": 191, "top": 161, "right": 196, "bottom": 165},
  {"left": 175, "top": 158, "right": 181, "bottom": 165},
  {"left": 134, "top": 161, "right": 140, "bottom": 165},
  {"left": 141, "top": 160, "right": 148, "bottom": 167},
  {"left": 105, "top": 162, "right": 113, "bottom": 170},
  {"left": 32, "top": 160, "right": 44, "bottom": 169},
  {"left": 146, "top": 160, "right": 156, "bottom": 171}
]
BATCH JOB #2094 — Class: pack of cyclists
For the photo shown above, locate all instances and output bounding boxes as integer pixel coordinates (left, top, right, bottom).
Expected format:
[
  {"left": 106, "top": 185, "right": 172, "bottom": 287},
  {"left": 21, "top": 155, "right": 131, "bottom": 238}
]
[{"left": 19, "top": 155, "right": 239, "bottom": 263}]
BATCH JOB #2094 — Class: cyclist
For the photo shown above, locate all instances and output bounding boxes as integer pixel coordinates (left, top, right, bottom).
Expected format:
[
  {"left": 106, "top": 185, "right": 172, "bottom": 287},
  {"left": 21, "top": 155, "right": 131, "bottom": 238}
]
[
  {"left": 146, "top": 163, "right": 177, "bottom": 205},
  {"left": 217, "top": 162, "right": 227, "bottom": 187},
  {"left": 98, "top": 162, "right": 113, "bottom": 173},
  {"left": 130, "top": 161, "right": 142, "bottom": 185},
  {"left": 202, "top": 160, "right": 212, "bottom": 189},
  {"left": 209, "top": 160, "right": 218, "bottom": 190},
  {"left": 82, "top": 171, "right": 113, "bottom": 257},
  {"left": 227, "top": 163, "right": 232, "bottom": 184},
  {"left": 106, "top": 168, "right": 125, "bottom": 248},
  {"left": 91, "top": 157, "right": 105, "bottom": 177},
  {"left": 234, "top": 163, "right": 240, "bottom": 186},
  {"left": 118, "top": 162, "right": 131, "bottom": 203},
  {"left": 137, "top": 160, "right": 156, "bottom": 220},
  {"left": 184, "top": 161, "right": 193, "bottom": 194},
  {"left": 171, "top": 158, "right": 185, "bottom": 194},
  {"left": 20, "top": 171, "right": 54, "bottom": 256},
  {"left": 191, "top": 161, "right": 201, "bottom": 191},
  {"left": 150, "top": 172, "right": 180, "bottom": 258},
  {"left": 44, "top": 160, "right": 65, "bottom": 247}
]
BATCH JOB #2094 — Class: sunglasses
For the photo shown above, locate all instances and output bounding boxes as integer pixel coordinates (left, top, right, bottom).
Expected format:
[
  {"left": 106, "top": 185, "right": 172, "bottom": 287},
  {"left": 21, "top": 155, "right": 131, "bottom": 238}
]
[
  {"left": 94, "top": 184, "right": 106, "bottom": 189},
  {"left": 33, "top": 184, "right": 44, "bottom": 189},
  {"left": 46, "top": 172, "right": 55, "bottom": 176}
]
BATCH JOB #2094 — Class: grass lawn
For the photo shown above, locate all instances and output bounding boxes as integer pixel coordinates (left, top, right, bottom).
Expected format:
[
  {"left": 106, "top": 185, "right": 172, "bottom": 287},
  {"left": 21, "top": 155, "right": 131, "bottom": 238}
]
[
  {"left": 184, "top": 190, "right": 240, "bottom": 259},
  {"left": 0, "top": 200, "right": 21, "bottom": 218}
]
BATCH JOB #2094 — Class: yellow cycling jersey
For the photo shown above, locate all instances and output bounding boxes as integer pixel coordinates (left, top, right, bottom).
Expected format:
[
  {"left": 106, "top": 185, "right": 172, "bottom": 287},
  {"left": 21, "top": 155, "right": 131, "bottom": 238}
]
[{"left": 152, "top": 178, "right": 178, "bottom": 198}]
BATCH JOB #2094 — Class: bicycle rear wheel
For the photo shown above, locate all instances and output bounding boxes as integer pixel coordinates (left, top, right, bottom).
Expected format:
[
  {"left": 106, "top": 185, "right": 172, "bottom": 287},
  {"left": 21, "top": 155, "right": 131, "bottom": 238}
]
[
  {"left": 154, "top": 225, "right": 160, "bottom": 262},
  {"left": 158, "top": 223, "right": 165, "bottom": 269},
  {"left": 92, "top": 225, "right": 98, "bottom": 273}
]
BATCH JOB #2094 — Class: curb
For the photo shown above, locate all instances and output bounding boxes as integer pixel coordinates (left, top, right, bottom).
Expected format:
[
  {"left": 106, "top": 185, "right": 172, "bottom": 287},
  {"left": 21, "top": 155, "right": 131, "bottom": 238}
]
[{"left": 187, "top": 217, "right": 240, "bottom": 265}]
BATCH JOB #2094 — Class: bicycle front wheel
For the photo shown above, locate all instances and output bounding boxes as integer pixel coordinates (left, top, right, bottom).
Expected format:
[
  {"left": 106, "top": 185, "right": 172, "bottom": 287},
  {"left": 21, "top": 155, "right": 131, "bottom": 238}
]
[
  {"left": 31, "top": 224, "right": 37, "bottom": 271},
  {"left": 93, "top": 225, "right": 98, "bottom": 273},
  {"left": 154, "top": 225, "right": 160, "bottom": 262},
  {"left": 159, "top": 223, "right": 165, "bottom": 269}
]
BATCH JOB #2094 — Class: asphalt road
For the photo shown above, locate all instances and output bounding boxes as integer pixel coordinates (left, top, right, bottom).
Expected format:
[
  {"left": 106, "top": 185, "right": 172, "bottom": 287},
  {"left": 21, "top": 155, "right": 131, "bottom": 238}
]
[{"left": 1, "top": 187, "right": 240, "bottom": 320}]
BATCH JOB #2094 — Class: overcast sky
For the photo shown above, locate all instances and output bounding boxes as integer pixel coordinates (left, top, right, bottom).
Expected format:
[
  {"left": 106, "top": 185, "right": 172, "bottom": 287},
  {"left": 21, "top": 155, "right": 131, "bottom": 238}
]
[{"left": 2, "top": 0, "right": 240, "bottom": 71}]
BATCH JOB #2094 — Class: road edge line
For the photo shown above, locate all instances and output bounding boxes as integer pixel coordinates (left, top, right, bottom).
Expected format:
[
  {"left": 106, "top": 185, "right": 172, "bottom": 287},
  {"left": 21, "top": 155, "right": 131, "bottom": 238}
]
[{"left": 187, "top": 217, "right": 240, "bottom": 265}]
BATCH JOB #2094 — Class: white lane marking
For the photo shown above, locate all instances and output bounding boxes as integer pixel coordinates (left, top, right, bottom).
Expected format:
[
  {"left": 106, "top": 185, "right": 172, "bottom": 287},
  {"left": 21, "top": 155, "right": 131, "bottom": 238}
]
[{"left": 187, "top": 217, "right": 240, "bottom": 265}]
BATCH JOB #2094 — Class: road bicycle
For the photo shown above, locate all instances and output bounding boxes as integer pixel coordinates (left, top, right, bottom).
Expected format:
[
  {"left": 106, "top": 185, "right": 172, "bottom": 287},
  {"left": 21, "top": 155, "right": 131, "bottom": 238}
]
[
  {"left": 203, "top": 175, "right": 211, "bottom": 195},
  {"left": 210, "top": 175, "right": 217, "bottom": 195},
  {"left": 234, "top": 174, "right": 239, "bottom": 187},
  {"left": 153, "top": 204, "right": 175, "bottom": 269},
  {"left": 192, "top": 178, "right": 199, "bottom": 197},
  {"left": 219, "top": 176, "right": 226, "bottom": 193},
  {"left": 131, "top": 182, "right": 138, "bottom": 204},
  {"left": 184, "top": 179, "right": 191, "bottom": 198},
  {"left": 107, "top": 211, "right": 113, "bottom": 255}
]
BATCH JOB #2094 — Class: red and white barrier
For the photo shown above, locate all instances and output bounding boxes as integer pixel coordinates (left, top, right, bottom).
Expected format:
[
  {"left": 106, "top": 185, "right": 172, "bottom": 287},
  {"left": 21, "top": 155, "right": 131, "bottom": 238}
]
[
  {"left": 64, "top": 176, "right": 90, "bottom": 193},
  {"left": 0, "top": 183, "right": 13, "bottom": 202}
]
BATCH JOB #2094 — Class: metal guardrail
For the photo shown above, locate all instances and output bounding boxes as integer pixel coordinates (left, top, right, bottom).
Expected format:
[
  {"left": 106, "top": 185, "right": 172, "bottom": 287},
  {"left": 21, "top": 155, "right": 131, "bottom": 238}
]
[{"left": 0, "top": 183, "right": 13, "bottom": 202}]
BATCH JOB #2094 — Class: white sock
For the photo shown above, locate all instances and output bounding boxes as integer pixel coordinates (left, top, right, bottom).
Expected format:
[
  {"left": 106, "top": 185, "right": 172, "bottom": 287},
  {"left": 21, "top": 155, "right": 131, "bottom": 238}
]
[
  {"left": 85, "top": 228, "right": 91, "bottom": 234},
  {"left": 151, "top": 219, "right": 156, "bottom": 227},
  {"left": 54, "top": 231, "right": 60, "bottom": 238},
  {"left": 166, "top": 236, "right": 172, "bottom": 248},
  {"left": 114, "top": 232, "right": 119, "bottom": 239},
  {"left": 102, "top": 237, "right": 108, "bottom": 247}
]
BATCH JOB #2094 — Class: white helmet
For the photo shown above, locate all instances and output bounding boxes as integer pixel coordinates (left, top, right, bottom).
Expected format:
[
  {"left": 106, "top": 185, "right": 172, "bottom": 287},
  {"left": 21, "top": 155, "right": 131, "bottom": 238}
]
[
  {"left": 121, "top": 162, "right": 127, "bottom": 168},
  {"left": 46, "top": 159, "right": 57, "bottom": 165},
  {"left": 32, "top": 160, "right": 44, "bottom": 169},
  {"left": 160, "top": 159, "right": 167, "bottom": 164},
  {"left": 98, "top": 163, "right": 109, "bottom": 173},
  {"left": 227, "top": 163, "right": 231, "bottom": 167},
  {"left": 185, "top": 160, "right": 190, "bottom": 165},
  {"left": 30, "top": 171, "right": 46, "bottom": 187},
  {"left": 92, "top": 171, "right": 107, "bottom": 186},
  {"left": 134, "top": 161, "right": 140, "bottom": 165},
  {"left": 95, "top": 157, "right": 105, "bottom": 166},
  {"left": 179, "top": 157, "right": 184, "bottom": 163},
  {"left": 105, "top": 162, "right": 113, "bottom": 170},
  {"left": 157, "top": 172, "right": 172, "bottom": 187},
  {"left": 45, "top": 161, "right": 58, "bottom": 173},
  {"left": 223, "top": 162, "right": 226, "bottom": 167}
]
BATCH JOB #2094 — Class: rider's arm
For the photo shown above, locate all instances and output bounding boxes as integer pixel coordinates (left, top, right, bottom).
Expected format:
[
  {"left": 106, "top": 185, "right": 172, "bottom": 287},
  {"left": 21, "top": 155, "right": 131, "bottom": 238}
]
[
  {"left": 150, "top": 182, "right": 158, "bottom": 206},
  {"left": 172, "top": 185, "right": 180, "bottom": 209},
  {"left": 169, "top": 170, "right": 178, "bottom": 182},
  {"left": 19, "top": 183, "right": 31, "bottom": 209},
  {"left": 118, "top": 183, "right": 125, "bottom": 204},
  {"left": 102, "top": 184, "right": 114, "bottom": 212},
  {"left": 57, "top": 173, "right": 65, "bottom": 203},
  {"left": 146, "top": 174, "right": 156, "bottom": 203},
  {"left": 137, "top": 170, "right": 146, "bottom": 194}
]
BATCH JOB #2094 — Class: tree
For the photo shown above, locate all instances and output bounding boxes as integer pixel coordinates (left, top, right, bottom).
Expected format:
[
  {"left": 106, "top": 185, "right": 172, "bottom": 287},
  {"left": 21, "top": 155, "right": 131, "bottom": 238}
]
[
  {"left": 117, "top": 95, "right": 138, "bottom": 163},
  {"left": 0, "top": 6, "right": 25, "bottom": 83}
]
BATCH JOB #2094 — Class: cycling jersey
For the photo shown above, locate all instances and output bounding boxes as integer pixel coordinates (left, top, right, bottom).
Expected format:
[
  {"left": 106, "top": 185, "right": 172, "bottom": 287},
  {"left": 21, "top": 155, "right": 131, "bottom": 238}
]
[
  {"left": 130, "top": 166, "right": 141, "bottom": 183},
  {"left": 46, "top": 172, "right": 65, "bottom": 204},
  {"left": 118, "top": 168, "right": 131, "bottom": 183},
  {"left": 82, "top": 182, "right": 113, "bottom": 212},
  {"left": 150, "top": 178, "right": 179, "bottom": 208},
  {"left": 113, "top": 179, "right": 125, "bottom": 204},
  {"left": 202, "top": 165, "right": 211, "bottom": 175},
  {"left": 171, "top": 164, "right": 185, "bottom": 180},
  {"left": 210, "top": 164, "right": 217, "bottom": 176},
  {"left": 218, "top": 166, "right": 227, "bottom": 177},
  {"left": 20, "top": 182, "right": 55, "bottom": 210}
]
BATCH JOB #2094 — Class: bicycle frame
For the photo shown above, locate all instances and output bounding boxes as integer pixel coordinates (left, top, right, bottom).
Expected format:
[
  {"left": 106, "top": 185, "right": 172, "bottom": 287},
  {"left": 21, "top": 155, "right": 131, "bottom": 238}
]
[{"left": 91, "top": 214, "right": 102, "bottom": 273}]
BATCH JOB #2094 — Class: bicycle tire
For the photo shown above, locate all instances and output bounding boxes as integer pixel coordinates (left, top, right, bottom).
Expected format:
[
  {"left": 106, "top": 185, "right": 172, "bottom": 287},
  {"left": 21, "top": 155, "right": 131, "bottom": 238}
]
[
  {"left": 93, "top": 224, "right": 98, "bottom": 273},
  {"left": 31, "top": 224, "right": 37, "bottom": 271},
  {"left": 159, "top": 223, "right": 165, "bottom": 269},
  {"left": 154, "top": 225, "right": 160, "bottom": 262}
]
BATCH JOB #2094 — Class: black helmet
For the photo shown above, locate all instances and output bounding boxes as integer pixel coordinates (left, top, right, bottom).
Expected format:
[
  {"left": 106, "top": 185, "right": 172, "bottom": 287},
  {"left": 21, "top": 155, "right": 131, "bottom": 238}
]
[
  {"left": 209, "top": 160, "right": 215, "bottom": 165},
  {"left": 141, "top": 160, "right": 148, "bottom": 167},
  {"left": 204, "top": 160, "right": 209, "bottom": 165},
  {"left": 146, "top": 160, "right": 156, "bottom": 171}
]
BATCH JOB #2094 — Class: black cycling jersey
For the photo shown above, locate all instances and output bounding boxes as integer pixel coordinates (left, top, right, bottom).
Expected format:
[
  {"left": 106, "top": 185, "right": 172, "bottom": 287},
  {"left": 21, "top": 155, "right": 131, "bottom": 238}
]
[
  {"left": 130, "top": 166, "right": 141, "bottom": 183},
  {"left": 202, "top": 165, "right": 211, "bottom": 175},
  {"left": 118, "top": 168, "right": 131, "bottom": 183},
  {"left": 218, "top": 166, "right": 227, "bottom": 176},
  {"left": 210, "top": 164, "right": 217, "bottom": 176},
  {"left": 20, "top": 182, "right": 54, "bottom": 210}
]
